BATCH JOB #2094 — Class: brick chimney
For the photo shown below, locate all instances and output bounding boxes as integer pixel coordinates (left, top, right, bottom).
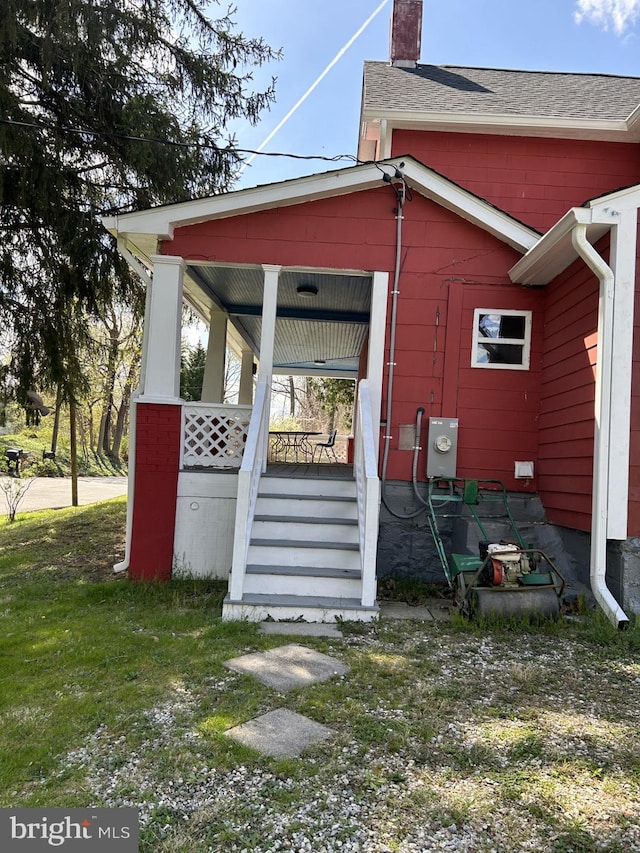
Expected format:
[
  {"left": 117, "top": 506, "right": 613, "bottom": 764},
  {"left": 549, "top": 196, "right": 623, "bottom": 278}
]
[{"left": 390, "top": 0, "right": 423, "bottom": 68}]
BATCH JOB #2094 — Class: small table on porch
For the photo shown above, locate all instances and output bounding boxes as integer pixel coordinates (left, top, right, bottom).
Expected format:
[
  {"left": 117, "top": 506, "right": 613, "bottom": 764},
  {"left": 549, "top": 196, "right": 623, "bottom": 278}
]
[{"left": 269, "top": 431, "right": 321, "bottom": 463}]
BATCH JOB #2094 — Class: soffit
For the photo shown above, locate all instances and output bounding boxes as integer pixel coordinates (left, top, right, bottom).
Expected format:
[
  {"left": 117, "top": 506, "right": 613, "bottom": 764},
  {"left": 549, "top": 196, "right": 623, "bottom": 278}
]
[{"left": 185, "top": 264, "right": 372, "bottom": 376}]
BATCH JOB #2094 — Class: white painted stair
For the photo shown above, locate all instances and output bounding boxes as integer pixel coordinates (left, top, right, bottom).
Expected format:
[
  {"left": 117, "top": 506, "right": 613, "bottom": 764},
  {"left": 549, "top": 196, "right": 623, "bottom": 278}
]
[{"left": 222, "top": 474, "right": 379, "bottom": 622}]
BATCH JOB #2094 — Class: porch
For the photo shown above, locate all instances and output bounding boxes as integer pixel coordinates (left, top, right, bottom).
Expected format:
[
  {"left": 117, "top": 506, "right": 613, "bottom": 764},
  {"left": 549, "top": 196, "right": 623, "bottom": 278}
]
[{"left": 119, "top": 252, "right": 388, "bottom": 620}]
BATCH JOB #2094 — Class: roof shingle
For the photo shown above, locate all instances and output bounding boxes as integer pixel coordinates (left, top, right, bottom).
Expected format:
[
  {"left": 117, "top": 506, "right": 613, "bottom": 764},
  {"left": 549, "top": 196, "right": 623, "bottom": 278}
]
[{"left": 363, "top": 62, "right": 640, "bottom": 121}]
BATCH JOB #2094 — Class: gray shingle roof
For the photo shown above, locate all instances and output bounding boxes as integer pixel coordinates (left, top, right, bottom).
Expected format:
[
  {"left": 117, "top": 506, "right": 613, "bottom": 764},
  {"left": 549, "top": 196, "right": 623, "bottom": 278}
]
[{"left": 363, "top": 61, "right": 640, "bottom": 121}]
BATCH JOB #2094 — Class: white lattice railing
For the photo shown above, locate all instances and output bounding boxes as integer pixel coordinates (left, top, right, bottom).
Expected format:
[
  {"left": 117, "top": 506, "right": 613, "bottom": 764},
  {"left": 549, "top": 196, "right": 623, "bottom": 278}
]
[
  {"left": 354, "top": 379, "right": 380, "bottom": 608},
  {"left": 182, "top": 403, "right": 253, "bottom": 469},
  {"left": 229, "top": 379, "right": 270, "bottom": 602}
]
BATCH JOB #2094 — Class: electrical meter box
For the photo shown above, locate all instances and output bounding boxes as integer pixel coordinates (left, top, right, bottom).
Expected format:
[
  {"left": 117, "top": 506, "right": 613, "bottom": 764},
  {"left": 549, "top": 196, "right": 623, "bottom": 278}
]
[{"left": 426, "top": 417, "right": 458, "bottom": 478}]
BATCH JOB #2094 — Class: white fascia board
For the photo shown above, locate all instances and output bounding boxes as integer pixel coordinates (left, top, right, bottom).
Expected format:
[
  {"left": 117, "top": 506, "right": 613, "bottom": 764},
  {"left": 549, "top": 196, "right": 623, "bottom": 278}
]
[
  {"left": 103, "top": 156, "right": 538, "bottom": 257},
  {"left": 400, "top": 159, "right": 540, "bottom": 252},
  {"left": 510, "top": 190, "right": 640, "bottom": 285},
  {"left": 102, "top": 165, "right": 390, "bottom": 240},
  {"left": 587, "top": 183, "right": 640, "bottom": 214},
  {"left": 361, "top": 108, "right": 633, "bottom": 140},
  {"left": 509, "top": 208, "right": 603, "bottom": 285},
  {"left": 626, "top": 102, "right": 640, "bottom": 132}
]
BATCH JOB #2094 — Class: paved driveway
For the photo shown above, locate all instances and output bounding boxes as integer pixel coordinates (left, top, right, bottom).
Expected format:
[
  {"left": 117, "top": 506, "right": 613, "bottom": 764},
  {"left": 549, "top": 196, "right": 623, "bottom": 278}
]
[{"left": 0, "top": 476, "right": 128, "bottom": 513}]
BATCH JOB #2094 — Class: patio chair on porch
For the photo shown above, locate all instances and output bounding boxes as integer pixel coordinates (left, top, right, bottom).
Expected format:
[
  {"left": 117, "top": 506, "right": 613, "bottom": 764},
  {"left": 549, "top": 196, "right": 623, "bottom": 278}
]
[{"left": 312, "top": 429, "right": 338, "bottom": 463}]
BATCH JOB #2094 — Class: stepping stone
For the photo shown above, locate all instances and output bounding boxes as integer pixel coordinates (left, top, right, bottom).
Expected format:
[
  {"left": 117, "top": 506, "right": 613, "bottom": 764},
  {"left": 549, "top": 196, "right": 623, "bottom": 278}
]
[
  {"left": 259, "top": 621, "right": 342, "bottom": 638},
  {"left": 226, "top": 708, "right": 333, "bottom": 758},
  {"left": 224, "top": 643, "right": 350, "bottom": 691},
  {"left": 379, "top": 600, "right": 453, "bottom": 621}
]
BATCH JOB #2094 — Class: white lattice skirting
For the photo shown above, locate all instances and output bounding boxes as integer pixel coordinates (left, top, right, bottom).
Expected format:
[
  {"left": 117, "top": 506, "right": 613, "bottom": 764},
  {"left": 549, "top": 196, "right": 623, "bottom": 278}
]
[{"left": 182, "top": 404, "right": 252, "bottom": 469}]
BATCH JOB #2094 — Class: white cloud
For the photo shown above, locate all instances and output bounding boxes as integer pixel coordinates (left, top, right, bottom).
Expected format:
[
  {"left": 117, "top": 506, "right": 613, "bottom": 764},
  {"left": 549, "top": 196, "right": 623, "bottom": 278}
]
[{"left": 575, "top": 0, "right": 640, "bottom": 34}]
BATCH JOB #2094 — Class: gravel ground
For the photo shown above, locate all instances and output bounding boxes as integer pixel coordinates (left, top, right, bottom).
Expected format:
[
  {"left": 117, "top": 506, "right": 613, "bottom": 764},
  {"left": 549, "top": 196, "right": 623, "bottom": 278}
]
[{"left": 53, "top": 621, "right": 640, "bottom": 852}]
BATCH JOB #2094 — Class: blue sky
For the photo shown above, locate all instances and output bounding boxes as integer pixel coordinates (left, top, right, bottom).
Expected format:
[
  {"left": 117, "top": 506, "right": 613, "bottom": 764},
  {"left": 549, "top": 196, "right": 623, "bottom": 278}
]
[{"left": 225, "top": 0, "right": 640, "bottom": 190}]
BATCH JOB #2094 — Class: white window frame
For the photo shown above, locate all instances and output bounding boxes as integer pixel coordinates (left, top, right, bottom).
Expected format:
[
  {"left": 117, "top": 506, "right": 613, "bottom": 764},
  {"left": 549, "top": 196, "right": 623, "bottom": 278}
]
[{"left": 471, "top": 309, "right": 532, "bottom": 371}]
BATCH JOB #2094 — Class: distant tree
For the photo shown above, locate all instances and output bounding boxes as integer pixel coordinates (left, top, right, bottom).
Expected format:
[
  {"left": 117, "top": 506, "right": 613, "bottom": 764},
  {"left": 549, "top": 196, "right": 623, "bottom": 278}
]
[
  {"left": 223, "top": 351, "right": 242, "bottom": 403},
  {"left": 0, "top": 0, "right": 279, "bottom": 402},
  {"left": 180, "top": 342, "right": 207, "bottom": 402},
  {"left": 308, "top": 378, "right": 356, "bottom": 433},
  {"left": 0, "top": 363, "right": 9, "bottom": 428},
  {"left": 92, "top": 300, "right": 142, "bottom": 463},
  {"left": 272, "top": 375, "right": 304, "bottom": 417}
]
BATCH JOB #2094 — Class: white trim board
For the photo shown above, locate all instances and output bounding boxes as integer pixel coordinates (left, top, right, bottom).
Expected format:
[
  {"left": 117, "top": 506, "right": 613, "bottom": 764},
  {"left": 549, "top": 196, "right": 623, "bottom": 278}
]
[{"left": 103, "top": 156, "right": 540, "bottom": 257}]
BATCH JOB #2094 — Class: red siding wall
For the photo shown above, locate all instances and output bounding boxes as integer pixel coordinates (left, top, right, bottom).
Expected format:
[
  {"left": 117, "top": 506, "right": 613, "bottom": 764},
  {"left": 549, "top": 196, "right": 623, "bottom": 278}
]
[
  {"left": 452, "top": 285, "right": 543, "bottom": 490},
  {"left": 167, "top": 187, "right": 543, "bottom": 491},
  {"left": 167, "top": 186, "right": 399, "bottom": 271},
  {"left": 391, "top": 131, "right": 640, "bottom": 233},
  {"left": 538, "top": 259, "right": 600, "bottom": 531},
  {"left": 129, "top": 403, "right": 181, "bottom": 581}
]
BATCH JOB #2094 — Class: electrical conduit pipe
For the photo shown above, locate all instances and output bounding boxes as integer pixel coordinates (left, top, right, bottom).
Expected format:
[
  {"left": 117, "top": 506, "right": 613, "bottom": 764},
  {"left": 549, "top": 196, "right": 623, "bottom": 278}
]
[
  {"left": 571, "top": 224, "right": 629, "bottom": 628},
  {"left": 381, "top": 172, "right": 429, "bottom": 519}
]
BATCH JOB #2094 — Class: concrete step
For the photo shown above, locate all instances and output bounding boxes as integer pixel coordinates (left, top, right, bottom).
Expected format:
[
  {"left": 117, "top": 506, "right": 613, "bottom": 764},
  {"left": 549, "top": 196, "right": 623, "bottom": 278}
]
[
  {"left": 246, "top": 563, "right": 361, "bottom": 579},
  {"left": 252, "top": 517, "right": 359, "bottom": 543},
  {"left": 222, "top": 592, "right": 379, "bottom": 623},
  {"left": 243, "top": 565, "right": 361, "bottom": 598},
  {"left": 259, "top": 476, "right": 356, "bottom": 499},
  {"left": 255, "top": 494, "right": 358, "bottom": 520},
  {"left": 247, "top": 540, "right": 361, "bottom": 571}
]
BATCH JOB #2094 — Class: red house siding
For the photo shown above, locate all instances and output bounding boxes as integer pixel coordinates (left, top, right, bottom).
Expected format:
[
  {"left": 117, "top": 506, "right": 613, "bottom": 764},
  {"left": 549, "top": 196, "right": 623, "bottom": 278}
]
[
  {"left": 538, "top": 259, "right": 600, "bottom": 531},
  {"left": 452, "top": 284, "right": 544, "bottom": 490},
  {"left": 167, "top": 187, "right": 399, "bottom": 271},
  {"left": 129, "top": 403, "right": 181, "bottom": 581},
  {"left": 391, "top": 131, "right": 640, "bottom": 234}
]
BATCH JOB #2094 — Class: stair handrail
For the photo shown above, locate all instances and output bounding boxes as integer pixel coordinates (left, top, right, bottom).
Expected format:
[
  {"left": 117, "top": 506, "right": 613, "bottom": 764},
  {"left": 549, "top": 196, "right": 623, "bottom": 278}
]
[
  {"left": 355, "top": 379, "right": 380, "bottom": 608},
  {"left": 229, "top": 378, "right": 270, "bottom": 601}
]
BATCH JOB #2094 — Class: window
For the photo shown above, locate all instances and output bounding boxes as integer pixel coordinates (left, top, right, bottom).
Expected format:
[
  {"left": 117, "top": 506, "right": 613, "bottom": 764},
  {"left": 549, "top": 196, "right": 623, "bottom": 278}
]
[{"left": 471, "top": 309, "right": 532, "bottom": 370}]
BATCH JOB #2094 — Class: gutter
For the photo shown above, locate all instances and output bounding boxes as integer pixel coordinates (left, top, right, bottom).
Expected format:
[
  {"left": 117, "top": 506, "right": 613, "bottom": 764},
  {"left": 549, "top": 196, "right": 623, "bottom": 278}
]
[{"left": 571, "top": 224, "right": 629, "bottom": 628}]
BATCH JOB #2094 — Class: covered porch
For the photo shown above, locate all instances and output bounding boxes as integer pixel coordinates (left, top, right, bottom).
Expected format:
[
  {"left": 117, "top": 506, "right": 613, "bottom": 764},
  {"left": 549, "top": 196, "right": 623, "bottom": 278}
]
[{"left": 110, "top": 241, "right": 387, "bottom": 620}]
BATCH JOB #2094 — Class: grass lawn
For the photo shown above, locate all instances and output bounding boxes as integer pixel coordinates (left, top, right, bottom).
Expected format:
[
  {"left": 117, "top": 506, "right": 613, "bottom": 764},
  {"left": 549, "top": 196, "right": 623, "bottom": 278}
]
[
  {"left": 1, "top": 423, "right": 126, "bottom": 478},
  {"left": 1, "top": 499, "right": 639, "bottom": 852}
]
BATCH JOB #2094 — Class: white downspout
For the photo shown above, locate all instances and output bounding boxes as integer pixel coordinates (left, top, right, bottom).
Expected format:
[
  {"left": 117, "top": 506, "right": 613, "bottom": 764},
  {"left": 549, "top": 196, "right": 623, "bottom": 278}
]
[
  {"left": 571, "top": 224, "right": 629, "bottom": 628},
  {"left": 113, "top": 238, "right": 154, "bottom": 573}
]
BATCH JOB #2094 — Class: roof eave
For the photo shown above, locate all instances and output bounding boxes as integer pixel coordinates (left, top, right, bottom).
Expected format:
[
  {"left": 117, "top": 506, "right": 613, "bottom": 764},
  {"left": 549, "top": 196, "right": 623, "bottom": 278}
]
[
  {"left": 102, "top": 164, "right": 389, "bottom": 242},
  {"left": 509, "top": 209, "right": 609, "bottom": 286},
  {"left": 361, "top": 108, "right": 638, "bottom": 141},
  {"left": 104, "top": 155, "right": 540, "bottom": 260},
  {"left": 510, "top": 182, "right": 640, "bottom": 285}
]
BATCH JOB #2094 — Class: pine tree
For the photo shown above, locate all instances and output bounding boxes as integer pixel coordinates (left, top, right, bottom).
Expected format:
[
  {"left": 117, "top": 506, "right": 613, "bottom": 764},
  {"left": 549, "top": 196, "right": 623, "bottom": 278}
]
[
  {"left": 180, "top": 342, "right": 207, "bottom": 401},
  {"left": 0, "top": 0, "right": 278, "bottom": 402}
]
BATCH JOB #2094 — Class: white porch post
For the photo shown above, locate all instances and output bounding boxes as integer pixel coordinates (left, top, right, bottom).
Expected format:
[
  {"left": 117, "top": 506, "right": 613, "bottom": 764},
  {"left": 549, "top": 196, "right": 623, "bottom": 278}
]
[
  {"left": 258, "top": 265, "right": 280, "bottom": 380},
  {"left": 238, "top": 349, "right": 255, "bottom": 405},
  {"left": 607, "top": 211, "right": 637, "bottom": 540},
  {"left": 366, "top": 270, "right": 389, "bottom": 461},
  {"left": 201, "top": 310, "right": 228, "bottom": 403},
  {"left": 259, "top": 264, "right": 281, "bottom": 468},
  {"left": 143, "top": 255, "right": 184, "bottom": 400}
]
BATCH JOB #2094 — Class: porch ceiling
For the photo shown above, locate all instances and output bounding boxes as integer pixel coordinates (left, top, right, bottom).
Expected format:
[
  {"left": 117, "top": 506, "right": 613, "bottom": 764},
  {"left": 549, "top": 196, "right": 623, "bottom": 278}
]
[{"left": 186, "top": 264, "right": 373, "bottom": 377}]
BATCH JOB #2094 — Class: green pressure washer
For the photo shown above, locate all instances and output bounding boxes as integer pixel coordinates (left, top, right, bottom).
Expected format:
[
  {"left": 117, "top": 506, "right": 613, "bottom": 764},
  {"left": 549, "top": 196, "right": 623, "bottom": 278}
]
[{"left": 426, "top": 478, "right": 566, "bottom": 619}]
